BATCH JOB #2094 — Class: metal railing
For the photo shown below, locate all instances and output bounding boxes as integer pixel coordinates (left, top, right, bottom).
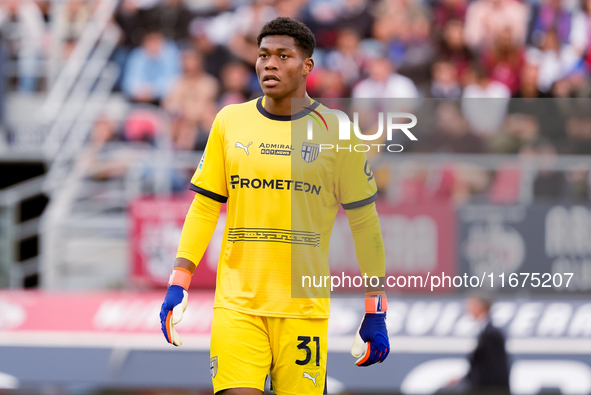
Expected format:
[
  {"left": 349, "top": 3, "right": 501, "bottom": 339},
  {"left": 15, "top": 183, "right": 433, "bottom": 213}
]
[
  {"left": 40, "top": 0, "right": 120, "bottom": 127},
  {"left": 41, "top": 105, "right": 175, "bottom": 290},
  {"left": 0, "top": 0, "right": 122, "bottom": 288},
  {"left": 0, "top": 176, "right": 45, "bottom": 288},
  {"left": 4, "top": 0, "right": 120, "bottom": 153}
]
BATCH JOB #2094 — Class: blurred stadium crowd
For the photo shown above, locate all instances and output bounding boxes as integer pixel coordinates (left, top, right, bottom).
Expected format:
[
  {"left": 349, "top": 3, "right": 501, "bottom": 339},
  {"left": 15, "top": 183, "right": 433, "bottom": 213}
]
[{"left": 2, "top": 0, "right": 591, "bottom": 203}]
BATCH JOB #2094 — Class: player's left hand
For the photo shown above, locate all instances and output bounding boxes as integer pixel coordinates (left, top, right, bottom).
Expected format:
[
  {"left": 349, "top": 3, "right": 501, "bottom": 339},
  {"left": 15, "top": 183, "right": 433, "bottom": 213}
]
[
  {"left": 351, "top": 293, "right": 389, "bottom": 366},
  {"left": 159, "top": 285, "right": 188, "bottom": 346},
  {"left": 159, "top": 267, "right": 192, "bottom": 346}
]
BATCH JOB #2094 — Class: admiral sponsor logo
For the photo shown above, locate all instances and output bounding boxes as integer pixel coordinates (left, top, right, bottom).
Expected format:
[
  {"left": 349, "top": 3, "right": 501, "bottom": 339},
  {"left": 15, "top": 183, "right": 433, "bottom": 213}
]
[
  {"left": 230, "top": 175, "right": 321, "bottom": 195},
  {"left": 259, "top": 143, "right": 294, "bottom": 156}
]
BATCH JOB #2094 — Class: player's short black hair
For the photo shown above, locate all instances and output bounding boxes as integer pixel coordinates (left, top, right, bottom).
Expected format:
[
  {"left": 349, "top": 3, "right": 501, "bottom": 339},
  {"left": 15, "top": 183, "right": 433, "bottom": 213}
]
[{"left": 257, "top": 17, "right": 316, "bottom": 58}]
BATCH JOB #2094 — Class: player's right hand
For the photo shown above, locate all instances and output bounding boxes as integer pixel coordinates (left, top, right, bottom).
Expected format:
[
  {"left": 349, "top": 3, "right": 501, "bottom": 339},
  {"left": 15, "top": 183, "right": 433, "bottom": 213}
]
[{"left": 159, "top": 268, "right": 192, "bottom": 346}]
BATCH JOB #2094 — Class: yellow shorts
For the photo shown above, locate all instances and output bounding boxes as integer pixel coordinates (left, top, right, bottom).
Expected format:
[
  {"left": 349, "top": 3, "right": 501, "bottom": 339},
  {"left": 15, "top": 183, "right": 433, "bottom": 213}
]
[{"left": 210, "top": 307, "right": 328, "bottom": 395}]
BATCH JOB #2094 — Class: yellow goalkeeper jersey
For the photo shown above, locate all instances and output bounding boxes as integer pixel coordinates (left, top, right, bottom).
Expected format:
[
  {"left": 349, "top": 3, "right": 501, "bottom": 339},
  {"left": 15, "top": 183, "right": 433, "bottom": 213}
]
[{"left": 190, "top": 97, "right": 378, "bottom": 318}]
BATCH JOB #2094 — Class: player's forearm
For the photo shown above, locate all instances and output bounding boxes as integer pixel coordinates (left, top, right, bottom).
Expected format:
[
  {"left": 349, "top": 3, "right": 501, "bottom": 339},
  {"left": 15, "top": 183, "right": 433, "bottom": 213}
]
[
  {"left": 175, "top": 192, "right": 222, "bottom": 268},
  {"left": 365, "top": 276, "right": 385, "bottom": 294},
  {"left": 174, "top": 257, "right": 197, "bottom": 275},
  {"left": 346, "top": 202, "right": 386, "bottom": 293}
]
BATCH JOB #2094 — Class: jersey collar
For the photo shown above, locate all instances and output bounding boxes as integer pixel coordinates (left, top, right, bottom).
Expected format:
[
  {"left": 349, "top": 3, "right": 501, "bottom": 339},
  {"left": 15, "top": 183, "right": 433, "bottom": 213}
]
[{"left": 256, "top": 96, "right": 320, "bottom": 121}]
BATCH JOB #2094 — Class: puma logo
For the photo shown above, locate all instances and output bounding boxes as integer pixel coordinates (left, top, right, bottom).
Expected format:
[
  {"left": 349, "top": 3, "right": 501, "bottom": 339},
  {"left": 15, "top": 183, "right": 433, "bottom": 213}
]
[
  {"left": 303, "top": 372, "right": 320, "bottom": 387},
  {"left": 235, "top": 141, "right": 253, "bottom": 155}
]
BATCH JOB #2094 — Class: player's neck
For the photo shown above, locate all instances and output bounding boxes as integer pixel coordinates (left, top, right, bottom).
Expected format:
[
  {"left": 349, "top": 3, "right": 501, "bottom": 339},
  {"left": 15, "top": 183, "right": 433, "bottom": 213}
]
[{"left": 263, "top": 92, "right": 311, "bottom": 116}]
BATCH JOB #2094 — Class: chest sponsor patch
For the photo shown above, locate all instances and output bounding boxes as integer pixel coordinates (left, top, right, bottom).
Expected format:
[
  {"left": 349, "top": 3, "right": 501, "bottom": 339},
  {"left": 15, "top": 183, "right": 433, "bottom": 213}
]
[{"left": 259, "top": 143, "right": 294, "bottom": 156}]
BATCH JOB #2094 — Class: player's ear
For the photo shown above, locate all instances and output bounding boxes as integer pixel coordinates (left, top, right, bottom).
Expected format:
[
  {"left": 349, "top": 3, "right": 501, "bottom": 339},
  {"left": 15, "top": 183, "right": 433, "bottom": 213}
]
[{"left": 303, "top": 57, "right": 314, "bottom": 76}]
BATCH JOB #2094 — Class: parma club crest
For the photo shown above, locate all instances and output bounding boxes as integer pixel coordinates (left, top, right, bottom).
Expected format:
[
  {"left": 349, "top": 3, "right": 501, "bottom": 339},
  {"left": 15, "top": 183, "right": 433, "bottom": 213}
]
[
  {"left": 301, "top": 142, "right": 320, "bottom": 163},
  {"left": 210, "top": 356, "right": 218, "bottom": 378}
]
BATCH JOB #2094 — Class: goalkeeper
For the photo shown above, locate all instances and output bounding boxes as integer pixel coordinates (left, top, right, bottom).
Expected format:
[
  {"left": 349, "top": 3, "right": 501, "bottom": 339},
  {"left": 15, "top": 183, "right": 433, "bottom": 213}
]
[{"left": 160, "top": 17, "right": 389, "bottom": 395}]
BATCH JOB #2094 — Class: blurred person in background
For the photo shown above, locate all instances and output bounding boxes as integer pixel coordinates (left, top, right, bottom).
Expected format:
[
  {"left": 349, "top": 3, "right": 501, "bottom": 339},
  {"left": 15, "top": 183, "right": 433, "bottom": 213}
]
[
  {"left": 462, "top": 63, "right": 510, "bottom": 135},
  {"left": 513, "top": 61, "right": 547, "bottom": 98},
  {"left": 432, "top": 0, "right": 468, "bottom": 38},
  {"left": 90, "top": 116, "right": 120, "bottom": 148},
  {"left": 562, "top": 116, "right": 591, "bottom": 154},
  {"left": 369, "top": 0, "right": 432, "bottom": 69},
  {"left": 430, "top": 59, "right": 462, "bottom": 98},
  {"left": 227, "top": 0, "right": 276, "bottom": 65},
  {"left": 114, "top": 0, "right": 142, "bottom": 90},
  {"left": 138, "top": 0, "right": 194, "bottom": 45},
  {"left": 398, "top": 13, "right": 437, "bottom": 87},
  {"left": 163, "top": 48, "right": 218, "bottom": 127},
  {"left": 465, "top": 297, "right": 511, "bottom": 392},
  {"left": 171, "top": 117, "right": 199, "bottom": 151},
  {"left": 491, "top": 113, "right": 541, "bottom": 153},
  {"left": 194, "top": 0, "right": 233, "bottom": 17},
  {"left": 114, "top": 0, "right": 144, "bottom": 49},
  {"left": 274, "top": 0, "right": 305, "bottom": 20},
  {"left": 80, "top": 115, "right": 133, "bottom": 183},
  {"left": 122, "top": 108, "right": 163, "bottom": 146},
  {"left": 61, "top": 36, "right": 78, "bottom": 61},
  {"left": 164, "top": 48, "right": 218, "bottom": 156},
  {"left": 352, "top": 55, "right": 419, "bottom": 98},
  {"left": 551, "top": 75, "right": 576, "bottom": 97},
  {"left": 169, "top": 118, "right": 205, "bottom": 192},
  {"left": 122, "top": 29, "right": 180, "bottom": 104},
  {"left": 190, "top": 18, "right": 234, "bottom": 80},
  {"left": 561, "top": 70, "right": 591, "bottom": 96},
  {"left": 529, "top": 0, "right": 589, "bottom": 94},
  {"left": 566, "top": 164, "right": 591, "bottom": 202},
  {"left": 509, "top": 63, "right": 567, "bottom": 143},
  {"left": 373, "top": 11, "right": 435, "bottom": 79},
  {"left": 462, "top": 62, "right": 511, "bottom": 99},
  {"left": 0, "top": 0, "right": 45, "bottom": 92},
  {"left": 550, "top": 71, "right": 591, "bottom": 97},
  {"left": 439, "top": 20, "right": 474, "bottom": 86},
  {"left": 464, "top": 0, "right": 528, "bottom": 52},
  {"left": 481, "top": 26, "right": 525, "bottom": 95},
  {"left": 375, "top": 0, "right": 427, "bottom": 29},
  {"left": 201, "top": 0, "right": 245, "bottom": 47},
  {"left": 571, "top": 0, "right": 591, "bottom": 70},
  {"left": 324, "top": 28, "right": 366, "bottom": 89},
  {"left": 529, "top": 0, "right": 572, "bottom": 49},
  {"left": 443, "top": 297, "right": 510, "bottom": 393},
  {"left": 54, "top": 0, "right": 94, "bottom": 41},
  {"left": 382, "top": 13, "right": 409, "bottom": 68},
  {"left": 335, "top": 0, "right": 375, "bottom": 39},
  {"left": 520, "top": 138, "right": 568, "bottom": 201},
  {"left": 529, "top": 29, "right": 581, "bottom": 93},
  {"left": 429, "top": 101, "right": 487, "bottom": 153},
  {"left": 309, "top": 68, "right": 347, "bottom": 97},
  {"left": 302, "top": 0, "right": 342, "bottom": 48},
  {"left": 218, "top": 61, "right": 254, "bottom": 106}
]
